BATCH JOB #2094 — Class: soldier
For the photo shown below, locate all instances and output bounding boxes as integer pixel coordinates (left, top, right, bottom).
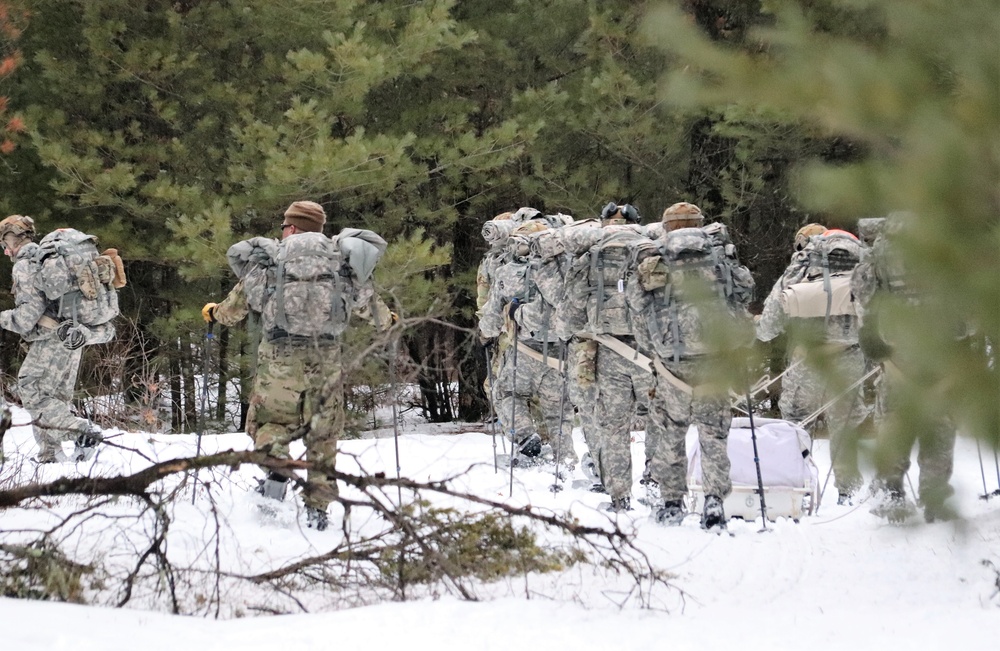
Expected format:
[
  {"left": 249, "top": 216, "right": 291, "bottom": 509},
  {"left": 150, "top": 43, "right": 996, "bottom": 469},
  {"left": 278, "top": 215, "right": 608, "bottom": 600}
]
[
  {"left": 634, "top": 203, "right": 754, "bottom": 529},
  {"left": 756, "top": 224, "right": 868, "bottom": 504},
  {"left": 554, "top": 202, "right": 650, "bottom": 511},
  {"left": 0, "top": 215, "right": 107, "bottom": 463},
  {"left": 852, "top": 215, "right": 958, "bottom": 523},
  {"left": 203, "top": 201, "right": 392, "bottom": 531},
  {"left": 480, "top": 214, "right": 576, "bottom": 467}
]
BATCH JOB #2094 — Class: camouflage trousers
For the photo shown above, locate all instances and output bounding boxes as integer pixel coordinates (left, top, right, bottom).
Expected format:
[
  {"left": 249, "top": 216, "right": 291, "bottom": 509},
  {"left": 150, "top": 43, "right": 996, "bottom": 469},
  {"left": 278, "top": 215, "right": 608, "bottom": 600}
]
[
  {"left": 566, "top": 338, "right": 599, "bottom": 463},
  {"left": 780, "top": 346, "right": 867, "bottom": 494},
  {"left": 248, "top": 339, "right": 344, "bottom": 511},
  {"left": 17, "top": 331, "right": 89, "bottom": 458},
  {"left": 649, "top": 357, "right": 732, "bottom": 502},
  {"left": 873, "top": 361, "right": 955, "bottom": 508},
  {"left": 494, "top": 340, "right": 575, "bottom": 464},
  {"left": 580, "top": 341, "right": 654, "bottom": 501}
]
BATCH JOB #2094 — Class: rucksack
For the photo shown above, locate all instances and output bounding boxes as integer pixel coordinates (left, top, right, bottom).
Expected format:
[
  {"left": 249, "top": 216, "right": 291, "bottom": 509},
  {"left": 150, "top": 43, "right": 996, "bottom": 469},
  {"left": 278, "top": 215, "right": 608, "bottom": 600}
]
[
  {"left": 258, "top": 229, "right": 386, "bottom": 342},
  {"left": 632, "top": 226, "right": 753, "bottom": 361},
  {"left": 781, "top": 230, "right": 863, "bottom": 321},
  {"left": 33, "top": 228, "right": 125, "bottom": 327},
  {"left": 560, "top": 225, "right": 652, "bottom": 338}
]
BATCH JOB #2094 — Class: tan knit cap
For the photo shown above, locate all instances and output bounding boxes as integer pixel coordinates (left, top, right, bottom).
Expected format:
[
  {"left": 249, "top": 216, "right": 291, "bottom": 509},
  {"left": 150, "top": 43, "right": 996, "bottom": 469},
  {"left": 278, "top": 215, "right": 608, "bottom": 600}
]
[
  {"left": 283, "top": 201, "right": 326, "bottom": 233},
  {"left": 493, "top": 211, "right": 514, "bottom": 221},
  {"left": 661, "top": 202, "right": 704, "bottom": 223}
]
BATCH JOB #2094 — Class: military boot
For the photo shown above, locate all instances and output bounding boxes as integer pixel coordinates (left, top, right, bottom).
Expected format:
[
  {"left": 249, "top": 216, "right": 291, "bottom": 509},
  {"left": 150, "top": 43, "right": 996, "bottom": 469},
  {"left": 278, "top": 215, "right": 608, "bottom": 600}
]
[{"left": 700, "top": 495, "right": 727, "bottom": 530}]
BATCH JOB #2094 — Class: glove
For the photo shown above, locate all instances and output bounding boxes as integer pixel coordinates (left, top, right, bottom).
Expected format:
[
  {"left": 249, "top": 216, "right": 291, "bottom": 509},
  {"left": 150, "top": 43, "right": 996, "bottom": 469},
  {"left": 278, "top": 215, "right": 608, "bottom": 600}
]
[
  {"left": 57, "top": 321, "right": 88, "bottom": 350},
  {"left": 202, "top": 303, "right": 218, "bottom": 324},
  {"left": 390, "top": 311, "right": 399, "bottom": 324},
  {"left": 507, "top": 298, "right": 521, "bottom": 320},
  {"left": 859, "top": 319, "right": 893, "bottom": 363}
]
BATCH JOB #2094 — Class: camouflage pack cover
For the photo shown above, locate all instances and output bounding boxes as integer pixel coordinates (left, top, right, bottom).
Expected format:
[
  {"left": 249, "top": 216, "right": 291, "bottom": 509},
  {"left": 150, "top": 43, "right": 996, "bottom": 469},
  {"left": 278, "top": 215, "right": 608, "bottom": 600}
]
[
  {"left": 631, "top": 226, "right": 753, "bottom": 361},
  {"left": 261, "top": 232, "right": 351, "bottom": 341},
  {"left": 33, "top": 228, "right": 120, "bottom": 327},
  {"left": 556, "top": 224, "right": 651, "bottom": 339}
]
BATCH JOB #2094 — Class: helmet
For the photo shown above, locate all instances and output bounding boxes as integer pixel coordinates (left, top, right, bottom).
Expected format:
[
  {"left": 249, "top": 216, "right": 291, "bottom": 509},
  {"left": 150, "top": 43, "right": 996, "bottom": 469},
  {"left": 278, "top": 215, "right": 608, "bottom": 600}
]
[
  {"left": 661, "top": 202, "right": 704, "bottom": 224},
  {"left": 600, "top": 202, "right": 641, "bottom": 223},
  {"left": 794, "top": 223, "right": 827, "bottom": 251},
  {"left": 0, "top": 214, "right": 35, "bottom": 241},
  {"left": 511, "top": 207, "right": 542, "bottom": 223}
]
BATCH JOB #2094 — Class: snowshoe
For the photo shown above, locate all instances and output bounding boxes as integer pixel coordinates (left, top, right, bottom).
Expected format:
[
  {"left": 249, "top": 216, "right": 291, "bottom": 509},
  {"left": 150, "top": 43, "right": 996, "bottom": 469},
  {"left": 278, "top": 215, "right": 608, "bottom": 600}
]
[
  {"left": 922, "top": 501, "right": 957, "bottom": 524},
  {"left": 869, "top": 488, "right": 914, "bottom": 524},
  {"left": 71, "top": 426, "right": 104, "bottom": 462},
  {"left": 654, "top": 500, "right": 686, "bottom": 526},
  {"left": 602, "top": 496, "right": 632, "bottom": 513},
  {"left": 306, "top": 506, "right": 329, "bottom": 531},
  {"left": 638, "top": 473, "right": 661, "bottom": 507},
  {"left": 700, "top": 495, "right": 727, "bottom": 531}
]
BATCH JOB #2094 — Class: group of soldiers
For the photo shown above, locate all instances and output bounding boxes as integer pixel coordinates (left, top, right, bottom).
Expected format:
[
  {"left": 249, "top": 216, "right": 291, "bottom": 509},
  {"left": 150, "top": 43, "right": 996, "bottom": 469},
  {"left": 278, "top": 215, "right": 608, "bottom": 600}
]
[
  {"left": 476, "top": 203, "right": 959, "bottom": 528},
  {"left": 0, "top": 198, "right": 959, "bottom": 531}
]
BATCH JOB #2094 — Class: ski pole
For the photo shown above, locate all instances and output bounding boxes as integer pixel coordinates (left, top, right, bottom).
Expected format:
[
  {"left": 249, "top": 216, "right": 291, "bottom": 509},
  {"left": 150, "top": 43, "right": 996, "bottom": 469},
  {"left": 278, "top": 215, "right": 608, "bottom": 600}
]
[
  {"left": 550, "top": 343, "right": 569, "bottom": 494},
  {"left": 192, "top": 322, "right": 214, "bottom": 504},
  {"left": 484, "top": 342, "right": 499, "bottom": 473},
  {"left": 745, "top": 388, "right": 768, "bottom": 531},
  {"left": 389, "top": 332, "right": 403, "bottom": 505},
  {"left": 992, "top": 445, "right": 1000, "bottom": 498}
]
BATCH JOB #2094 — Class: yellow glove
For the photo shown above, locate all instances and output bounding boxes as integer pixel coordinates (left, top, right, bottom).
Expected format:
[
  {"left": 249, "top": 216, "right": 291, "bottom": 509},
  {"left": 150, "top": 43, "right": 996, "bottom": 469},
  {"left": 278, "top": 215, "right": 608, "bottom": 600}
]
[
  {"left": 390, "top": 311, "right": 399, "bottom": 324},
  {"left": 202, "top": 303, "right": 218, "bottom": 324}
]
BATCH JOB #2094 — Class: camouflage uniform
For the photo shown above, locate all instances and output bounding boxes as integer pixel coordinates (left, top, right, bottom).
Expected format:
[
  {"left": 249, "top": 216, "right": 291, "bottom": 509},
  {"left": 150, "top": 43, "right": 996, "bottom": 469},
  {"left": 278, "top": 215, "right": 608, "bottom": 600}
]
[
  {"left": 0, "top": 242, "right": 99, "bottom": 460},
  {"left": 481, "top": 223, "right": 575, "bottom": 464},
  {"left": 757, "top": 243, "right": 867, "bottom": 496},
  {"left": 214, "top": 230, "right": 391, "bottom": 513},
  {"left": 851, "top": 219, "right": 956, "bottom": 518},
  {"left": 555, "top": 217, "right": 648, "bottom": 505},
  {"left": 629, "top": 219, "right": 751, "bottom": 508}
]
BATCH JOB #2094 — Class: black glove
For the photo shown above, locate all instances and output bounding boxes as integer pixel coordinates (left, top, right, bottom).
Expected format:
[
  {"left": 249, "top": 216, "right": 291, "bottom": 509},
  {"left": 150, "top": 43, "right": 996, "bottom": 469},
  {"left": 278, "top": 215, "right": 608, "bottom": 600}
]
[
  {"left": 57, "top": 321, "right": 87, "bottom": 350},
  {"left": 507, "top": 297, "right": 521, "bottom": 319},
  {"left": 859, "top": 319, "right": 893, "bottom": 363}
]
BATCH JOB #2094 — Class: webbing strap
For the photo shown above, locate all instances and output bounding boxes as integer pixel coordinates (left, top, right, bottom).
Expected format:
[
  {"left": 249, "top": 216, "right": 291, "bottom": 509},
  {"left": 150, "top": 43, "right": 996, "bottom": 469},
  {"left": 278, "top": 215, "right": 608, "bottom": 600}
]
[
  {"left": 576, "top": 332, "right": 695, "bottom": 396},
  {"left": 516, "top": 340, "right": 562, "bottom": 371}
]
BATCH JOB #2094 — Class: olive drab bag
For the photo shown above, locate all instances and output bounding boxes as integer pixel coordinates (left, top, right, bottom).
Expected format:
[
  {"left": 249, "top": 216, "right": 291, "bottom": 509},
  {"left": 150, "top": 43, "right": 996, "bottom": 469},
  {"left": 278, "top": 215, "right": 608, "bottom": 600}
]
[
  {"left": 33, "top": 228, "right": 125, "bottom": 327},
  {"left": 632, "top": 226, "right": 753, "bottom": 361},
  {"left": 781, "top": 229, "right": 863, "bottom": 321},
  {"left": 260, "top": 229, "right": 386, "bottom": 342}
]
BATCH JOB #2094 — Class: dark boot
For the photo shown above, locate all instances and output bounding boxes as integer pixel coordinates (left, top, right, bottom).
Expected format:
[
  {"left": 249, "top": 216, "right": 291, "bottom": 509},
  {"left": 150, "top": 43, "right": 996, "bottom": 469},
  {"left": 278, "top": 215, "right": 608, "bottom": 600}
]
[
  {"left": 655, "top": 499, "right": 686, "bottom": 526},
  {"left": 700, "top": 495, "right": 727, "bottom": 530}
]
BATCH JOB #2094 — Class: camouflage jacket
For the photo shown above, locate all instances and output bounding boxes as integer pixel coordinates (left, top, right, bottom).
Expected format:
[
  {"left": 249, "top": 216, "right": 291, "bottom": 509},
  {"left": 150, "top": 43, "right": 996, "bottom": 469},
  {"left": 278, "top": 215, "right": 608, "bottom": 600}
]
[{"left": 0, "top": 243, "right": 58, "bottom": 341}]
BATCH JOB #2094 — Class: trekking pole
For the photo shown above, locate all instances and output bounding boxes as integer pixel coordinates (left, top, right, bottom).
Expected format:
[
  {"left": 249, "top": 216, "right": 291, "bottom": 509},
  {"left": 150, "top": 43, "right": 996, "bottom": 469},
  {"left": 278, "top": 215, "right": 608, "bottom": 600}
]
[
  {"left": 192, "top": 322, "right": 214, "bottom": 504},
  {"left": 508, "top": 330, "right": 520, "bottom": 497},
  {"left": 745, "top": 388, "right": 769, "bottom": 531},
  {"left": 389, "top": 333, "right": 403, "bottom": 505},
  {"left": 976, "top": 438, "right": 991, "bottom": 500},
  {"left": 549, "top": 343, "right": 569, "bottom": 494},
  {"left": 484, "top": 342, "right": 499, "bottom": 473},
  {"left": 992, "top": 445, "right": 1000, "bottom": 498}
]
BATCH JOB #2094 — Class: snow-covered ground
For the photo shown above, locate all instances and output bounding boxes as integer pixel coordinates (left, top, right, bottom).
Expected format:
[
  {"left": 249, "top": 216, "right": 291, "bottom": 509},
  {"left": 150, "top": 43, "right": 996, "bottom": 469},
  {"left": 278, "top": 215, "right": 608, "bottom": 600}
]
[{"left": 1, "top": 405, "right": 999, "bottom": 650}]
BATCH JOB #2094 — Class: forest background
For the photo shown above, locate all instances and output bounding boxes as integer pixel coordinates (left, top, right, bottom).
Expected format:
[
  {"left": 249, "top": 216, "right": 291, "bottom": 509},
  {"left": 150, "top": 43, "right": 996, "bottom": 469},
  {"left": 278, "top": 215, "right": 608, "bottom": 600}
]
[{"left": 0, "top": 0, "right": 994, "bottom": 448}]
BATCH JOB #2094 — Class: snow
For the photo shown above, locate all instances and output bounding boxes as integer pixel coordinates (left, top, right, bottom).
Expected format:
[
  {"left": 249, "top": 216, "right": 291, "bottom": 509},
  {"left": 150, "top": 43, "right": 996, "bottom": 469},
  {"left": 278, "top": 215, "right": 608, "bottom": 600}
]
[{"left": 1, "top": 405, "right": 999, "bottom": 651}]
